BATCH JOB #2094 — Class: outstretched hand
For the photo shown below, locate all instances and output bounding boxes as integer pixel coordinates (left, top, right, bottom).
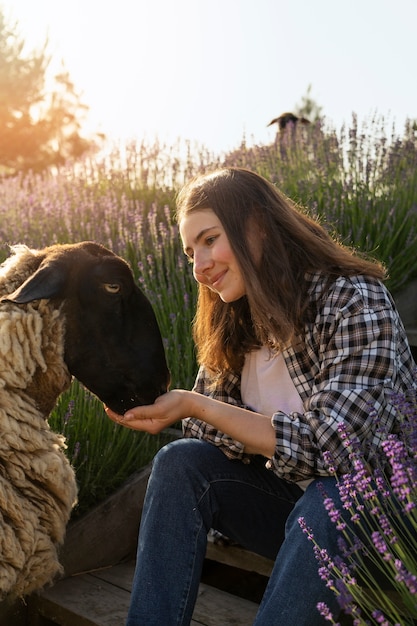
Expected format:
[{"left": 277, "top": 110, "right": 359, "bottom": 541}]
[
  {"left": 106, "top": 387, "right": 276, "bottom": 458},
  {"left": 105, "top": 389, "right": 194, "bottom": 435}
]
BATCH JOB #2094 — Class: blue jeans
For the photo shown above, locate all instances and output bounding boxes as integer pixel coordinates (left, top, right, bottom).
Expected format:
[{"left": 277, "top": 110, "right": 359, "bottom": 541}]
[{"left": 126, "top": 438, "right": 344, "bottom": 625}]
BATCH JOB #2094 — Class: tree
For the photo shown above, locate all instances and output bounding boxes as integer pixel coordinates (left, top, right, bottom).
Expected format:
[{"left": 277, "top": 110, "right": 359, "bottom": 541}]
[
  {"left": 0, "top": 9, "right": 98, "bottom": 176},
  {"left": 294, "top": 84, "right": 323, "bottom": 122}
]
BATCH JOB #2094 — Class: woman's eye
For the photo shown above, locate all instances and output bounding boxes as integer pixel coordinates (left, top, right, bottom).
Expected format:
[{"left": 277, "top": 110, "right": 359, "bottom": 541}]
[
  {"left": 206, "top": 236, "right": 217, "bottom": 246},
  {"left": 104, "top": 283, "right": 121, "bottom": 294}
]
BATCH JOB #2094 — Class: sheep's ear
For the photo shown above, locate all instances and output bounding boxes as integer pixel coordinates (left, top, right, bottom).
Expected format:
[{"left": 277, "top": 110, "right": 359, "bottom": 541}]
[{"left": 2, "top": 262, "right": 67, "bottom": 304}]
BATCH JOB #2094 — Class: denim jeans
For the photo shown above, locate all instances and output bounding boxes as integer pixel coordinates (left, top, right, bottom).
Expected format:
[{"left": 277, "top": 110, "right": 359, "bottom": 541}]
[{"left": 126, "top": 438, "right": 344, "bottom": 625}]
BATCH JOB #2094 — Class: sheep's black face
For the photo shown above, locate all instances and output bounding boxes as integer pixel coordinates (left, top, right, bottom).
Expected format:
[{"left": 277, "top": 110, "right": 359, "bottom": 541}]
[
  {"left": 2, "top": 242, "right": 170, "bottom": 414},
  {"left": 61, "top": 250, "right": 170, "bottom": 414}
]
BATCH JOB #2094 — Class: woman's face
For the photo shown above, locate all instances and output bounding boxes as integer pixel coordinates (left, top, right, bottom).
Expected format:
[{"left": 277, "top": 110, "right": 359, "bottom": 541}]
[{"left": 180, "top": 209, "right": 246, "bottom": 302}]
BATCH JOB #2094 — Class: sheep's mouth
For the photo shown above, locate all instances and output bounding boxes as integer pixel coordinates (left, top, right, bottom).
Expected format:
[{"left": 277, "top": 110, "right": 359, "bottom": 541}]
[
  {"left": 106, "top": 395, "right": 147, "bottom": 414},
  {"left": 104, "top": 387, "right": 168, "bottom": 414},
  {"left": 96, "top": 378, "right": 168, "bottom": 414}
]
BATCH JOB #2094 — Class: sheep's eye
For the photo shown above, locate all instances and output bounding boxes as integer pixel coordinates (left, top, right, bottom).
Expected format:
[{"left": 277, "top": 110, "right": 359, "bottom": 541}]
[{"left": 103, "top": 283, "right": 121, "bottom": 294}]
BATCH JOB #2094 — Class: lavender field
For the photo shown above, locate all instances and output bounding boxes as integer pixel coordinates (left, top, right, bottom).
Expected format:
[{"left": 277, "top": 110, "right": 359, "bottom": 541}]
[{"left": 1, "top": 116, "right": 416, "bottom": 520}]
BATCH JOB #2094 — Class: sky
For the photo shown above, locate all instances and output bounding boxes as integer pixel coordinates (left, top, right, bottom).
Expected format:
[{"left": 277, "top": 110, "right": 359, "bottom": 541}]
[{"left": 4, "top": 0, "right": 417, "bottom": 154}]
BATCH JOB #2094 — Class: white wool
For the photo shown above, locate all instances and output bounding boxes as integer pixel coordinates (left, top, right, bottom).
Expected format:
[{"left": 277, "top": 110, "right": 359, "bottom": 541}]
[
  {"left": 0, "top": 307, "right": 48, "bottom": 385},
  {"left": 0, "top": 245, "right": 35, "bottom": 277}
]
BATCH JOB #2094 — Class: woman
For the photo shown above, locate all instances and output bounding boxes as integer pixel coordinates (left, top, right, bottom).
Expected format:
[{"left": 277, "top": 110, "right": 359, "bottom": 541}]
[{"left": 106, "top": 167, "right": 416, "bottom": 625}]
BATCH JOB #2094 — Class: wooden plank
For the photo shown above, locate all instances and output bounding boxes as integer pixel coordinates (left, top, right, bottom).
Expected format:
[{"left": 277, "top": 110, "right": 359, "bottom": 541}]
[
  {"left": 193, "top": 583, "right": 258, "bottom": 626},
  {"left": 93, "top": 562, "right": 259, "bottom": 626},
  {"left": 0, "top": 597, "right": 28, "bottom": 626},
  {"left": 28, "top": 574, "right": 130, "bottom": 626},
  {"left": 60, "top": 464, "right": 152, "bottom": 576},
  {"left": 206, "top": 537, "right": 274, "bottom": 578},
  {"left": 90, "top": 560, "right": 135, "bottom": 590},
  {"left": 28, "top": 560, "right": 260, "bottom": 626}
]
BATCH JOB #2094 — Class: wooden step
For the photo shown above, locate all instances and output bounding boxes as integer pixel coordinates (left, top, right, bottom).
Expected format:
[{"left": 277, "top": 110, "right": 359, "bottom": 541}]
[
  {"left": 206, "top": 534, "right": 274, "bottom": 578},
  {"left": 27, "top": 560, "right": 259, "bottom": 626}
]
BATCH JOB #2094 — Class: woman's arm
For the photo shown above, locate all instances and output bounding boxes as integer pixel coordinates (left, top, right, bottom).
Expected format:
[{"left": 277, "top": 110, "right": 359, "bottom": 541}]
[{"left": 105, "top": 389, "right": 276, "bottom": 458}]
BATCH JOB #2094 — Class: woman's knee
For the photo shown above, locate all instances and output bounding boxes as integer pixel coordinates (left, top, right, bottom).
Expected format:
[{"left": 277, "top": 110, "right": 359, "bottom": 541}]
[
  {"left": 146, "top": 439, "right": 223, "bottom": 531},
  {"left": 285, "top": 477, "right": 341, "bottom": 546},
  {"left": 149, "top": 438, "right": 221, "bottom": 497},
  {"left": 153, "top": 438, "right": 211, "bottom": 473}
]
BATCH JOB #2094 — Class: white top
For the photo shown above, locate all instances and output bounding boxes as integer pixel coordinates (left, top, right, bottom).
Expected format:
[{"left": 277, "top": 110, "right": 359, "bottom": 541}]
[
  {"left": 241, "top": 346, "right": 312, "bottom": 490},
  {"left": 241, "top": 346, "right": 304, "bottom": 417}
]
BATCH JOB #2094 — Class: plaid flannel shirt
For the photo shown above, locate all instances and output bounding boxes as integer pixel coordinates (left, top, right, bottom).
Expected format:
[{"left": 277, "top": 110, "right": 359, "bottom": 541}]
[{"left": 182, "top": 273, "right": 416, "bottom": 482}]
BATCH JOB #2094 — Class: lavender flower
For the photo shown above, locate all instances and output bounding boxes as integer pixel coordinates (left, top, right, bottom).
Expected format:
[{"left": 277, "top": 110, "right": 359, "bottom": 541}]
[
  {"left": 308, "top": 385, "right": 417, "bottom": 625},
  {"left": 317, "top": 601, "right": 341, "bottom": 624}
]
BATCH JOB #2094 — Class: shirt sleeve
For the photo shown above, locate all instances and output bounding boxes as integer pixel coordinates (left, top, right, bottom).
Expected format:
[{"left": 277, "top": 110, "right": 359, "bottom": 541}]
[{"left": 268, "top": 287, "right": 403, "bottom": 482}]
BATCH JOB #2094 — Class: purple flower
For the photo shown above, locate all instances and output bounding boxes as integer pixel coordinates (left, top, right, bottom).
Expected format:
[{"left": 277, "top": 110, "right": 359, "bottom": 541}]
[
  {"left": 316, "top": 601, "right": 340, "bottom": 623},
  {"left": 63, "top": 399, "right": 75, "bottom": 424},
  {"left": 394, "top": 559, "right": 417, "bottom": 594},
  {"left": 334, "top": 578, "right": 354, "bottom": 612},
  {"left": 371, "top": 609, "right": 389, "bottom": 625},
  {"left": 323, "top": 450, "right": 337, "bottom": 474},
  {"left": 323, "top": 495, "right": 346, "bottom": 529},
  {"left": 311, "top": 382, "right": 417, "bottom": 623}
]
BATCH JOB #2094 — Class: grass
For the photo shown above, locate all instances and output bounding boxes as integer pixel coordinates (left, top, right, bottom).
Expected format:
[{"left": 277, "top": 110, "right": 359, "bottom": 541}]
[
  {"left": 1, "top": 114, "right": 416, "bottom": 517},
  {"left": 51, "top": 382, "right": 175, "bottom": 517}
]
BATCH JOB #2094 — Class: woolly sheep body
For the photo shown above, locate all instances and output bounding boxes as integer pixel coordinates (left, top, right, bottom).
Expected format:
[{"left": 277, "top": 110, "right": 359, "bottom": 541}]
[
  {"left": 0, "top": 296, "right": 77, "bottom": 598},
  {"left": 0, "top": 242, "right": 169, "bottom": 599}
]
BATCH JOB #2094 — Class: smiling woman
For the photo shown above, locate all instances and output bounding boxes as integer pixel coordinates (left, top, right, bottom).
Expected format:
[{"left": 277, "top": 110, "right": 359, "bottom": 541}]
[{"left": 106, "top": 166, "right": 417, "bottom": 626}]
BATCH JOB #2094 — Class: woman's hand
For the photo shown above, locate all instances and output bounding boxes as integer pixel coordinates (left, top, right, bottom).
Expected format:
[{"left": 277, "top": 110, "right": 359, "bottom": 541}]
[{"left": 105, "top": 389, "right": 194, "bottom": 435}]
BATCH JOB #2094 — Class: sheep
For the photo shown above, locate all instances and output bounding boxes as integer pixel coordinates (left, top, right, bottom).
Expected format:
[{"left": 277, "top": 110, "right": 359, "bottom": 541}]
[
  {"left": 0, "top": 241, "right": 170, "bottom": 599},
  {"left": 267, "top": 111, "right": 311, "bottom": 131}
]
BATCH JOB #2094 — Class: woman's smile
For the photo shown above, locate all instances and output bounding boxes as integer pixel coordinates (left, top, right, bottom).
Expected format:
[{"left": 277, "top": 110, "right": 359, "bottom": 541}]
[{"left": 210, "top": 270, "right": 227, "bottom": 288}]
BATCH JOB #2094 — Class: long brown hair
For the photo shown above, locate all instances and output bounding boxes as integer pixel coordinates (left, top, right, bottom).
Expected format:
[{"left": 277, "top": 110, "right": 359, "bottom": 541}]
[{"left": 176, "top": 167, "right": 386, "bottom": 382}]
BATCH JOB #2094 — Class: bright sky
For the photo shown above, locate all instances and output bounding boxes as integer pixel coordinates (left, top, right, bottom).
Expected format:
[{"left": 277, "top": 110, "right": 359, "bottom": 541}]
[{"left": 4, "top": 0, "right": 417, "bottom": 153}]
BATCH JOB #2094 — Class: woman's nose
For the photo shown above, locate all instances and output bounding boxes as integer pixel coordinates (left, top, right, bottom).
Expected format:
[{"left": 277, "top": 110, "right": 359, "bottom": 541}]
[{"left": 193, "top": 249, "right": 213, "bottom": 280}]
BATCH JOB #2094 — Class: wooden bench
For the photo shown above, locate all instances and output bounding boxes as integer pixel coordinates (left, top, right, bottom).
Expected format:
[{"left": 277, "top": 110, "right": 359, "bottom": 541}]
[
  {"left": 27, "top": 559, "right": 260, "bottom": 626},
  {"left": 10, "top": 457, "right": 417, "bottom": 625},
  {"left": 24, "top": 464, "right": 265, "bottom": 626},
  {"left": 206, "top": 533, "right": 273, "bottom": 578},
  {"left": 26, "top": 526, "right": 271, "bottom": 626}
]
